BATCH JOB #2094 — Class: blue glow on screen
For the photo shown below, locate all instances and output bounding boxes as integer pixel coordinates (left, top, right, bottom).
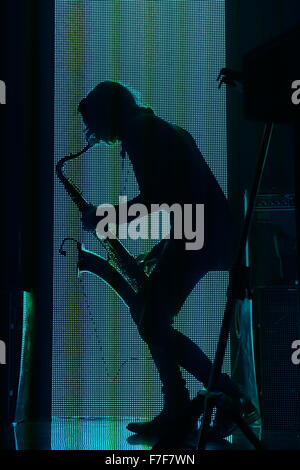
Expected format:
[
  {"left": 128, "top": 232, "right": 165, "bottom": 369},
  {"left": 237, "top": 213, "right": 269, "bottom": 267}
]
[{"left": 53, "top": 0, "right": 229, "bottom": 449}]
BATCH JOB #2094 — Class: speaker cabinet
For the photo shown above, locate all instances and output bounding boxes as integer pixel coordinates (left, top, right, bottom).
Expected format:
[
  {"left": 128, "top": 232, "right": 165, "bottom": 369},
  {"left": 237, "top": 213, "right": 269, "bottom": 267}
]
[{"left": 253, "top": 287, "right": 300, "bottom": 431}]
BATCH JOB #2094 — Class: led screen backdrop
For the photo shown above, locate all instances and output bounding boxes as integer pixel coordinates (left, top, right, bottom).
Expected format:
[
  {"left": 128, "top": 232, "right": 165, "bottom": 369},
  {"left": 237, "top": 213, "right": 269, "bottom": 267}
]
[{"left": 53, "top": 0, "right": 229, "bottom": 424}]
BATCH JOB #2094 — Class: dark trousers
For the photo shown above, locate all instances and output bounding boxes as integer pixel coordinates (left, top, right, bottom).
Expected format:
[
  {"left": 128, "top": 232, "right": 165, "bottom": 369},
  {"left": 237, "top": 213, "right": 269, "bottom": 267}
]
[{"left": 130, "top": 238, "right": 239, "bottom": 406}]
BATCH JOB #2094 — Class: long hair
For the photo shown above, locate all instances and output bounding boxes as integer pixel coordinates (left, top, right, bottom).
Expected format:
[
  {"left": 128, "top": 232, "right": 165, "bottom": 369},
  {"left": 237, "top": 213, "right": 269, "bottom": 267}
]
[{"left": 78, "top": 81, "right": 142, "bottom": 144}]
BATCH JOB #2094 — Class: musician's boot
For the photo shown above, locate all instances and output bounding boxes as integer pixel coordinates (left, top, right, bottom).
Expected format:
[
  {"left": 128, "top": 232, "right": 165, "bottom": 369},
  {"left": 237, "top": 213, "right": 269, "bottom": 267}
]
[{"left": 126, "top": 385, "right": 198, "bottom": 436}]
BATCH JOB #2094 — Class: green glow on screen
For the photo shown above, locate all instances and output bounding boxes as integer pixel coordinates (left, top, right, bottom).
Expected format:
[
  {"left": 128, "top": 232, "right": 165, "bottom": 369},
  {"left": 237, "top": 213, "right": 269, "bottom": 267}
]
[{"left": 53, "top": 0, "right": 228, "bottom": 450}]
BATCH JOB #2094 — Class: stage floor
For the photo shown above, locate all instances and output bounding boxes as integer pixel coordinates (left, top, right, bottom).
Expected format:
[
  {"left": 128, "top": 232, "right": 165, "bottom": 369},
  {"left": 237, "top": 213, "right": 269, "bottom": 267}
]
[{"left": 11, "top": 417, "right": 300, "bottom": 451}]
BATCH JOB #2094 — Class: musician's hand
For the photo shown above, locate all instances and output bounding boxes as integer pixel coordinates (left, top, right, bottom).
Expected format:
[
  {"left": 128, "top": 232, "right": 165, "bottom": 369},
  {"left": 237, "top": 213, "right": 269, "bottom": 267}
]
[
  {"left": 81, "top": 205, "right": 99, "bottom": 232},
  {"left": 136, "top": 251, "right": 158, "bottom": 275},
  {"left": 217, "top": 68, "right": 243, "bottom": 90}
]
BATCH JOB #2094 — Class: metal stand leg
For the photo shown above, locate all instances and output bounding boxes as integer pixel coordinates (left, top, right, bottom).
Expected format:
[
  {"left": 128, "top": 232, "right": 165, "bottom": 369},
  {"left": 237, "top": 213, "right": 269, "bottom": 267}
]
[{"left": 197, "top": 122, "right": 274, "bottom": 450}]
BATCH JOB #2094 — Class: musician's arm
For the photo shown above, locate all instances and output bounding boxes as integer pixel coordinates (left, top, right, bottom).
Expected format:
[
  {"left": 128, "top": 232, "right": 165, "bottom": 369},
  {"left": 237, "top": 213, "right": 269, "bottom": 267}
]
[{"left": 115, "top": 193, "right": 169, "bottom": 270}]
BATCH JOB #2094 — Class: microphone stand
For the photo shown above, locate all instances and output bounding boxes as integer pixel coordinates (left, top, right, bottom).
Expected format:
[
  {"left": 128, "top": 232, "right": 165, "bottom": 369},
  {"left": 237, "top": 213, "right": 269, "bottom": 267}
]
[{"left": 197, "top": 122, "right": 274, "bottom": 450}]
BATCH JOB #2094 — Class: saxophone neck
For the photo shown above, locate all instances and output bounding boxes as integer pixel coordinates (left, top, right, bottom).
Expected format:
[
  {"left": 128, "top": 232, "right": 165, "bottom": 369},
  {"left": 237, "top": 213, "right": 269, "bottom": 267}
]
[{"left": 56, "top": 144, "right": 92, "bottom": 213}]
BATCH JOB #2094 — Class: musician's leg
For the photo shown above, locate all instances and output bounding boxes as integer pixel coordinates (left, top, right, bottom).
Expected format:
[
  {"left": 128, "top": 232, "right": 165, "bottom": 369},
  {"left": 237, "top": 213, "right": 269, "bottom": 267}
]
[
  {"left": 127, "top": 241, "right": 199, "bottom": 433},
  {"left": 136, "top": 274, "right": 242, "bottom": 406},
  {"left": 170, "top": 329, "right": 242, "bottom": 399},
  {"left": 133, "top": 239, "right": 239, "bottom": 393},
  {"left": 135, "top": 278, "right": 191, "bottom": 411},
  {"left": 127, "top": 240, "right": 243, "bottom": 434}
]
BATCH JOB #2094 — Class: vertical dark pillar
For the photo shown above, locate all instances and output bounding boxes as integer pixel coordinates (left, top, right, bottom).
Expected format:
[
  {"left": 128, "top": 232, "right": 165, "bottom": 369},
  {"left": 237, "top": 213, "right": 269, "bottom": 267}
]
[
  {"left": 22, "top": 0, "right": 54, "bottom": 426},
  {"left": 0, "top": 0, "right": 54, "bottom": 449},
  {"left": 0, "top": 1, "right": 5, "bottom": 449},
  {"left": 19, "top": 0, "right": 54, "bottom": 430},
  {"left": 0, "top": 0, "right": 23, "bottom": 450}
]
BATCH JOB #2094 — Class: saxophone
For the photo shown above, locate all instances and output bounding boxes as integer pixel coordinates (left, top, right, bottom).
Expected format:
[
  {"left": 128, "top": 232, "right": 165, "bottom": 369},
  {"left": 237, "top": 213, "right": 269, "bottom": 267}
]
[{"left": 56, "top": 144, "right": 148, "bottom": 310}]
